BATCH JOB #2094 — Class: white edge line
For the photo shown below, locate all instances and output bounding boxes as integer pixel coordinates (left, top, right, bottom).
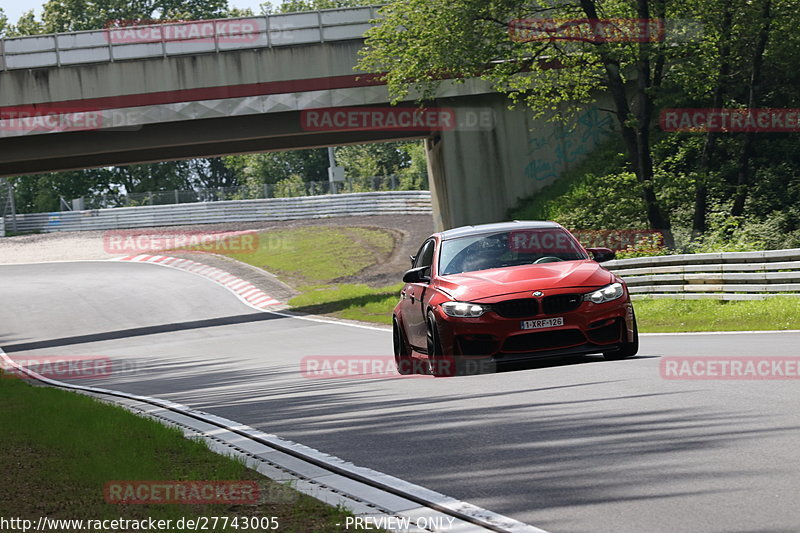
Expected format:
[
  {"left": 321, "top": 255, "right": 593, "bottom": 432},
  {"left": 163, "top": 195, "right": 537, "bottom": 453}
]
[
  {"left": 0, "top": 347, "right": 549, "bottom": 533},
  {"left": 114, "top": 256, "right": 392, "bottom": 332},
  {"left": 640, "top": 329, "right": 800, "bottom": 336}
]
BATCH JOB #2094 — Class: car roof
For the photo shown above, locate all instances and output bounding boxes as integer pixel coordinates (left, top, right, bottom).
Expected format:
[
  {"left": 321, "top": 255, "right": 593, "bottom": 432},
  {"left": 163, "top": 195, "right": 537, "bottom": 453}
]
[{"left": 439, "top": 220, "right": 563, "bottom": 241}]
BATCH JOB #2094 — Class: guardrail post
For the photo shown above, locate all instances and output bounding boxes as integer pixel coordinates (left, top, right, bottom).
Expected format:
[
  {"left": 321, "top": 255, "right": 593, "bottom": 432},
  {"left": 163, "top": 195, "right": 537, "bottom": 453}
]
[
  {"left": 213, "top": 19, "right": 219, "bottom": 53},
  {"left": 6, "top": 179, "right": 17, "bottom": 233},
  {"left": 54, "top": 35, "right": 61, "bottom": 67},
  {"left": 161, "top": 22, "right": 167, "bottom": 57},
  {"left": 174, "top": 189, "right": 179, "bottom": 204}
]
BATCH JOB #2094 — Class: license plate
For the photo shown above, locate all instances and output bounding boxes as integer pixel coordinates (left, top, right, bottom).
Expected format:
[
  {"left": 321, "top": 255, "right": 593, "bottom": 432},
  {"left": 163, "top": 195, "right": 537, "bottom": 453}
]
[{"left": 520, "top": 317, "right": 564, "bottom": 330}]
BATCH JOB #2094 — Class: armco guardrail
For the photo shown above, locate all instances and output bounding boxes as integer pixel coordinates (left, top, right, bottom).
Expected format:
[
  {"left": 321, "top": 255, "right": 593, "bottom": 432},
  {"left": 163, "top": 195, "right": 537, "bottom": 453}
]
[
  {"left": 0, "top": 6, "right": 381, "bottom": 71},
  {"left": 1, "top": 191, "right": 431, "bottom": 233},
  {"left": 603, "top": 249, "right": 800, "bottom": 300}
]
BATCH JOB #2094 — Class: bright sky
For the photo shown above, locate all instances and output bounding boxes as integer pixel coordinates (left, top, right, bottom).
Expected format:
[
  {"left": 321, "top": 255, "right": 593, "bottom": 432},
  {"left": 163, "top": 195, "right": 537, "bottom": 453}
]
[{"left": 1, "top": 0, "right": 268, "bottom": 26}]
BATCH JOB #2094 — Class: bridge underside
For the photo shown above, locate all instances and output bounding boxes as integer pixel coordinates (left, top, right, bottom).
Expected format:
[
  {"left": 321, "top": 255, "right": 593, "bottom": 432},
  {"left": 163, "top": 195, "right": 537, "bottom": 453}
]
[{"left": 0, "top": 109, "right": 426, "bottom": 176}]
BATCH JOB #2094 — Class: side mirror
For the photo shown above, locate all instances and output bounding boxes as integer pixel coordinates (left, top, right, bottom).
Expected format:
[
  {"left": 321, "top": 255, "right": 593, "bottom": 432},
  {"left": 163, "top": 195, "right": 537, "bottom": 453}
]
[
  {"left": 586, "top": 247, "right": 615, "bottom": 263},
  {"left": 402, "top": 266, "right": 431, "bottom": 284}
]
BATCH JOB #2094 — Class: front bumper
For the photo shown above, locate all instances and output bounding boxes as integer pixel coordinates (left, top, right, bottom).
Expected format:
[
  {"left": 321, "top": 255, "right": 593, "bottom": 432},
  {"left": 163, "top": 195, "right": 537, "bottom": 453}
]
[{"left": 432, "top": 292, "right": 635, "bottom": 362}]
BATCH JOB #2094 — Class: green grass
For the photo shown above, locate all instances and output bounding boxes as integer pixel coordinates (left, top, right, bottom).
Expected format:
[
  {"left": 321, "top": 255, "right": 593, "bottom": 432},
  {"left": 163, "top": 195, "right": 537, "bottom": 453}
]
[
  {"left": 0, "top": 375, "right": 368, "bottom": 532},
  {"left": 225, "top": 226, "right": 394, "bottom": 286},
  {"left": 288, "top": 283, "right": 404, "bottom": 324},
  {"left": 634, "top": 297, "right": 800, "bottom": 333},
  {"left": 206, "top": 226, "right": 400, "bottom": 323}
]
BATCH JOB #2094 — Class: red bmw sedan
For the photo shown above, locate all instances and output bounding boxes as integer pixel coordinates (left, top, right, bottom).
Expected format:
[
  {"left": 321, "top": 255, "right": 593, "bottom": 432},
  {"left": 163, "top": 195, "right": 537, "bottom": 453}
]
[{"left": 392, "top": 221, "right": 638, "bottom": 376}]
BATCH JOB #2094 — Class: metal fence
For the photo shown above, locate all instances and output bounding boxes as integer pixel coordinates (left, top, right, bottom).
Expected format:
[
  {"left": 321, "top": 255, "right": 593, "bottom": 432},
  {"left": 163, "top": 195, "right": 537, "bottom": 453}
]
[
  {"left": 604, "top": 249, "right": 800, "bottom": 300},
  {"left": 0, "top": 6, "right": 381, "bottom": 71},
  {"left": 104, "top": 174, "right": 428, "bottom": 209},
  {"left": 2, "top": 191, "right": 432, "bottom": 234}
]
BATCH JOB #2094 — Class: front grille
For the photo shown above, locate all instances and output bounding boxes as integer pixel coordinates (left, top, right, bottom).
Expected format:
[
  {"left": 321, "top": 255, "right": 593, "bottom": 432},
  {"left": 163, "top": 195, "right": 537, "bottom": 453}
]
[
  {"left": 492, "top": 298, "right": 539, "bottom": 318},
  {"left": 542, "top": 294, "right": 582, "bottom": 314},
  {"left": 502, "top": 329, "right": 586, "bottom": 352}
]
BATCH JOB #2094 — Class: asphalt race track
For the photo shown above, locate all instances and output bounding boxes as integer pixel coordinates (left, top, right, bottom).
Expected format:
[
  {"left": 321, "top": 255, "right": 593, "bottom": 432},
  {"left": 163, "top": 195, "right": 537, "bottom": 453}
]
[{"left": 2, "top": 261, "right": 799, "bottom": 533}]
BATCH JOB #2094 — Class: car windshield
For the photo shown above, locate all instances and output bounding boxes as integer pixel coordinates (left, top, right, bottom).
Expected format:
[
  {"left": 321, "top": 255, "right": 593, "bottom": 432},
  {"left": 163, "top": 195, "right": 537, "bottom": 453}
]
[{"left": 439, "top": 228, "right": 588, "bottom": 275}]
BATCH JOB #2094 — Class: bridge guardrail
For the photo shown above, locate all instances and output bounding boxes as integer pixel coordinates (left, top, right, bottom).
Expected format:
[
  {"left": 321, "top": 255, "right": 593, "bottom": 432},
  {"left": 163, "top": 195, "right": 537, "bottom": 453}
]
[
  {"left": 1, "top": 191, "right": 431, "bottom": 234},
  {"left": 603, "top": 249, "right": 800, "bottom": 300},
  {"left": 0, "top": 6, "right": 382, "bottom": 71}
]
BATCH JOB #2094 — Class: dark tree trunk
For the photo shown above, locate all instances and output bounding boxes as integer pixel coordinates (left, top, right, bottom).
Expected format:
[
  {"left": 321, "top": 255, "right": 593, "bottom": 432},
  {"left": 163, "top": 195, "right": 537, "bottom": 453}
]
[
  {"left": 731, "top": 0, "right": 771, "bottom": 218},
  {"left": 579, "top": 0, "right": 674, "bottom": 248},
  {"left": 693, "top": 0, "right": 733, "bottom": 236}
]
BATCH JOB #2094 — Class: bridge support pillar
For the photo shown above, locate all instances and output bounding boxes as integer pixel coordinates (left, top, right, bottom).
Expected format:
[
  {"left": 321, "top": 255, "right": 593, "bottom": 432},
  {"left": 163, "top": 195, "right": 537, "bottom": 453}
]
[{"left": 425, "top": 93, "right": 614, "bottom": 231}]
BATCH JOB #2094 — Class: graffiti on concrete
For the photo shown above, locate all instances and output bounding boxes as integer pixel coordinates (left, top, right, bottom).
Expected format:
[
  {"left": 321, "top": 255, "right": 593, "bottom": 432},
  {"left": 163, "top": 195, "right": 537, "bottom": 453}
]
[{"left": 525, "top": 107, "right": 613, "bottom": 182}]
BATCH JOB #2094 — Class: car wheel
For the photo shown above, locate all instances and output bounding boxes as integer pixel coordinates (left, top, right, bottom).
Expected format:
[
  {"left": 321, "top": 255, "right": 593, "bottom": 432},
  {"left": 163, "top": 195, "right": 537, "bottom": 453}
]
[
  {"left": 604, "top": 309, "right": 639, "bottom": 360},
  {"left": 426, "top": 311, "right": 456, "bottom": 377},
  {"left": 393, "top": 317, "right": 415, "bottom": 375}
]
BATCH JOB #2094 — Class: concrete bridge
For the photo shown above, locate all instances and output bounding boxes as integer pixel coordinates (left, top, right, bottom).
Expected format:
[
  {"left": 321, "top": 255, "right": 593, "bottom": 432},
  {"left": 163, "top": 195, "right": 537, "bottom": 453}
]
[{"left": 0, "top": 6, "right": 613, "bottom": 230}]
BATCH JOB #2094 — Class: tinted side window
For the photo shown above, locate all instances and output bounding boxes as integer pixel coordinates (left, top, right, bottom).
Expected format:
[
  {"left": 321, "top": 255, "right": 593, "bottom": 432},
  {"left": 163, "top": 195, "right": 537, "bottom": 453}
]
[{"left": 414, "top": 240, "right": 435, "bottom": 270}]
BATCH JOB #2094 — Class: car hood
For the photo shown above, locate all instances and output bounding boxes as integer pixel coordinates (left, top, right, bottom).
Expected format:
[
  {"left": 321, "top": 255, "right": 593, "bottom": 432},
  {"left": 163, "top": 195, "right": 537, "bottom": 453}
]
[{"left": 436, "top": 260, "right": 614, "bottom": 302}]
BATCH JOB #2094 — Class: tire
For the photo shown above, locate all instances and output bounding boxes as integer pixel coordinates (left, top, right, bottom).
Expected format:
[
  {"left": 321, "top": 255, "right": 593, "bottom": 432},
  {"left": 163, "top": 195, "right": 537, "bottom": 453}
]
[
  {"left": 393, "top": 317, "right": 415, "bottom": 375},
  {"left": 426, "top": 311, "right": 456, "bottom": 377},
  {"left": 604, "top": 309, "right": 639, "bottom": 360}
]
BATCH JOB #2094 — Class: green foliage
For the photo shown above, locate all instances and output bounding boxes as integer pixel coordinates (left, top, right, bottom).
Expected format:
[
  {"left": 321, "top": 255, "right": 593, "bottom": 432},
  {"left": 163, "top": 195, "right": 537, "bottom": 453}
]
[
  {"left": 273, "top": 174, "right": 307, "bottom": 198},
  {"left": 335, "top": 142, "right": 412, "bottom": 178},
  {"left": 0, "top": 8, "right": 8, "bottom": 36},
  {"left": 39, "top": 0, "right": 229, "bottom": 33},
  {"left": 615, "top": 234, "right": 671, "bottom": 259},
  {"left": 262, "top": 0, "right": 367, "bottom": 13},
  {"left": 509, "top": 136, "right": 632, "bottom": 222}
]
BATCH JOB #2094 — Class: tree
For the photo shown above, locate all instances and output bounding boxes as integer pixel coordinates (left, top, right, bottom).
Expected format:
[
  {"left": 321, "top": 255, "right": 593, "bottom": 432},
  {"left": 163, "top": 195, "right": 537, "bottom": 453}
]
[
  {"left": 0, "top": 8, "right": 8, "bottom": 36},
  {"left": 334, "top": 142, "right": 412, "bottom": 178},
  {"left": 730, "top": 0, "right": 772, "bottom": 218},
  {"left": 357, "top": 0, "right": 716, "bottom": 246},
  {"left": 38, "top": 0, "right": 230, "bottom": 33},
  {"left": 261, "top": 0, "right": 366, "bottom": 14}
]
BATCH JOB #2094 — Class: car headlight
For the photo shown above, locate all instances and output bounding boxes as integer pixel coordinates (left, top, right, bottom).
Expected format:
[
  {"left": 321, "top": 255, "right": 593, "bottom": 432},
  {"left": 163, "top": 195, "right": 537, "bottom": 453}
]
[
  {"left": 441, "top": 301, "right": 490, "bottom": 318},
  {"left": 584, "top": 282, "right": 624, "bottom": 304}
]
